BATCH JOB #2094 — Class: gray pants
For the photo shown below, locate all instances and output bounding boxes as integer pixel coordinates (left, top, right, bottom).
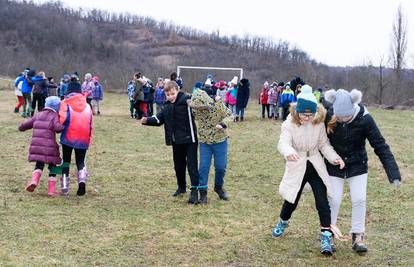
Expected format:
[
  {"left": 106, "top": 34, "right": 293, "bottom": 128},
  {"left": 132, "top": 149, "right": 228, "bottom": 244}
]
[{"left": 329, "top": 173, "right": 368, "bottom": 234}]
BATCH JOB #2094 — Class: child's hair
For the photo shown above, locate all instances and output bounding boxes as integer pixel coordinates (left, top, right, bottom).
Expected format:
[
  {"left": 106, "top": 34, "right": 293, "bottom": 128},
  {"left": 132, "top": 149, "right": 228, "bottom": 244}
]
[
  {"left": 289, "top": 104, "right": 326, "bottom": 126},
  {"left": 134, "top": 72, "right": 141, "bottom": 79},
  {"left": 327, "top": 115, "right": 337, "bottom": 134},
  {"left": 164, "top": 81, "right": 179, "bottom": 92},
  {"left": 170, "top": 72, "right": 177, "bottom": 80}
]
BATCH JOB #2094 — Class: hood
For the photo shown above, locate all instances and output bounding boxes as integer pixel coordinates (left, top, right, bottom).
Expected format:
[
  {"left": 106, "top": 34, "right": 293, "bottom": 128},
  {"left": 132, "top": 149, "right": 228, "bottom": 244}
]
[
  {"left": 190, "top": 89, "right": 214, "bottom": 110},
  {"left": 289, "top": 103, "right": 327, "bottom": 125},
  {"left": 65, "top": 93, "right": 87, "bottom": 112}
]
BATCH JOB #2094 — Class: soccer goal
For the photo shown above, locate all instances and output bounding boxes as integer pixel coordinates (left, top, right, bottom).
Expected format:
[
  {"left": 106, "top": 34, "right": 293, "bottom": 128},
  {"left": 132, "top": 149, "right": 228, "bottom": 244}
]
[{"left": 176, "top": 65, "right": 243, "bottom": 92}]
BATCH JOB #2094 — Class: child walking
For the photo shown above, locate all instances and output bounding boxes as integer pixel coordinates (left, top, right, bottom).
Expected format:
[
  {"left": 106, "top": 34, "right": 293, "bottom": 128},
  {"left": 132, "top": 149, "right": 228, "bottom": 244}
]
[
  {"left": 272, "top": 85, "right": 345, "bottom": 256},
  {"left": 59, "top": 79, "right": 94, "bottom": 196},
  {"left": 189, "top": 89, "right": 232, "bottom": 204},
  {"left": 19, "top": 96, "right": 64, "bottom": 197},
  {"left": 324, "top": 89, "right": 402, "bottom": 254},
  {"left": 141, "top": 81, "right": 199, "bottom": 204},
  {"left": 91, "top": 76, "right": 104, "bottom": 115}
]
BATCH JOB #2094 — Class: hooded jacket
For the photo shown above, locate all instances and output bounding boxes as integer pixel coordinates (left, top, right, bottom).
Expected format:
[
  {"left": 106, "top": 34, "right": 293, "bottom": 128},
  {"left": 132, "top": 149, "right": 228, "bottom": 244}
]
[
  {"left": 325, "top": 104, "right": 401, "bottom": 182},
  {"left": 278, "top": 104, "right": 341, "bottom": 203},
  {"left": 59, "top": 93, "right": 93, "bottom": 149},
  {"left": 145, "top": 91, "right": 197, "bottom": 146}
]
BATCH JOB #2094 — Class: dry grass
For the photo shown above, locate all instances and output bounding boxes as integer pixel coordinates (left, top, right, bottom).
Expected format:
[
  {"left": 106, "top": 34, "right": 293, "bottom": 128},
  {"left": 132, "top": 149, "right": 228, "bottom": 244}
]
[{"left": 0, "top": 90, "right": 413, "bottom": 266}]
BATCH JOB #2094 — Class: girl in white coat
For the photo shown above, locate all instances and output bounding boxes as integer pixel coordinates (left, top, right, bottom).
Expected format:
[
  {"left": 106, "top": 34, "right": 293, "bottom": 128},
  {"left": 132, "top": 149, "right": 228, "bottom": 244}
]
[{"left": 271, "top": 85, "right": 345, "bottom": 256}]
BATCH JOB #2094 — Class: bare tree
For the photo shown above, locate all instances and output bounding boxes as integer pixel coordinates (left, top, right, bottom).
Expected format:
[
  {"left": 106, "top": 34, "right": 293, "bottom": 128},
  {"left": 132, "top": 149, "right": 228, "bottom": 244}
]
[
  {"left": 390, "top": 4, "right": 408, "bottom": 101},
  {"left": 377, "top": 56, "right": 391, "bottom": 104}
]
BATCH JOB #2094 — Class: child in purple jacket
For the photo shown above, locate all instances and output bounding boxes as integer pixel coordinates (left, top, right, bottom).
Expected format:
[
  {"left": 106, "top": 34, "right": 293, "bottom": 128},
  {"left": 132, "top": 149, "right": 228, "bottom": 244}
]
[{"left": 19, "top": 96, "right": 64, "bottom": 197}]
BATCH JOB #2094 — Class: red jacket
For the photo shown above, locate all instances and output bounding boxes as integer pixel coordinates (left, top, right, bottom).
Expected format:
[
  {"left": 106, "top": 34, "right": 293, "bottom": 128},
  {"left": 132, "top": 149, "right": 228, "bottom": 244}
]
[
  {"left": 19, "top": 108, "right": 64, "bottom": 165},
  {"left": 259, "top": 87, "right": 269, "bottom": 104},
  {"left": 59, "top": 93, "right": 93, "bottom": 149}
]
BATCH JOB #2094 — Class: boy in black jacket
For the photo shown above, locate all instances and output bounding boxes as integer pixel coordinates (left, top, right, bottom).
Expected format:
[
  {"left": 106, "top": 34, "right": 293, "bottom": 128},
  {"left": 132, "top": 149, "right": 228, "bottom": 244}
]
[{"left": 141, "top": 81, "right": 199, "bottom": 204}]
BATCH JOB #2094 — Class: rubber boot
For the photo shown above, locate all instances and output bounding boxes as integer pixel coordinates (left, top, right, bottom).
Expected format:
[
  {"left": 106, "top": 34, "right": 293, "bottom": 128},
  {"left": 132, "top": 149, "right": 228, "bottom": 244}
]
[
  {"left": 47, "top": 178, "right": 59, "bottom": 197},
  {"left": 77, "top": 167, "right": 88, "bottom": 196},
  {"left": 61, "top": 174, "right": 70, "bottom": 195},
  {"left": 188, "top": 188, "right": 199, "bottom": 204},
  {"left": 26, "top": 169, "right": 42, "bottom": 192},
  {"left": 199, "top": 190, "right": 208, "bottom": 204}
]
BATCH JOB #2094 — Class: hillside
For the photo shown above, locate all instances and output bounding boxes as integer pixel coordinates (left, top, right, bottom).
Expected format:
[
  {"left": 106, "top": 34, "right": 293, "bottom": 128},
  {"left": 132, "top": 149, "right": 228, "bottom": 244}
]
[{"left": 0, "top": 0, "right": 413, "bottom": 103}]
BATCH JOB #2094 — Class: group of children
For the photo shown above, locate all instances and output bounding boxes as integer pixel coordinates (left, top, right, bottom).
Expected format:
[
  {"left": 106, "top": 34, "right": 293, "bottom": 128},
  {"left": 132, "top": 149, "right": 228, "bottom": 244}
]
[
  {"left": 18, "top": 70, "right": 402, "bottom": 257},
  {"left": 258, "top": 76, "right": 324, "bottom": 121},
  {"left": 14, "top": 69, "right": 104, "bottom": 118},
  {"left": 19, "top": 72, "right": 94, "bottom": 197}
]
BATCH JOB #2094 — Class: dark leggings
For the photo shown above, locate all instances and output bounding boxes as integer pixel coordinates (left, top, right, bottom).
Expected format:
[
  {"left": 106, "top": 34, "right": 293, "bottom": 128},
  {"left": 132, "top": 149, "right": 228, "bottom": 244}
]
[
  {"left": 62, "top": 144, "right": 87, "bottom": 176},
  {"left": 35, "top": 161, "right": 56, "bottom": 177},
  {"left": 262, "top": 104, "right": 270, "bottom": 118},
  {"left": 280, "top": 161, "right": 331, "bottom": 228},
  {"left": 32, "top": 93, "right": 45, "bottom": 115}
]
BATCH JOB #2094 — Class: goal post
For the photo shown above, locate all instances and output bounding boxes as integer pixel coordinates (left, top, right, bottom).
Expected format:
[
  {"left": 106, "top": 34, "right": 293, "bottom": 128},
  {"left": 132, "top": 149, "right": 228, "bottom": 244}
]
[{"left": 176, "top": 65, "right": 243, "bottom": 91}]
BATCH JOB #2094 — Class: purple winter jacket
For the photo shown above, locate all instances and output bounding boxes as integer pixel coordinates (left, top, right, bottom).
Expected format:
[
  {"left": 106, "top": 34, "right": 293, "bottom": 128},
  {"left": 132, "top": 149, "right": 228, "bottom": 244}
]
[{"left": 19, "top": 108, "right": 65, "bottom": 165}]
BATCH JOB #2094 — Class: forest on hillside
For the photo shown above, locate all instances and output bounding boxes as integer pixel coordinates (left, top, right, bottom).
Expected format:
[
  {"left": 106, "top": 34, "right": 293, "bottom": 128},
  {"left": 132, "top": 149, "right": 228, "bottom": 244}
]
[{"left": 0, "top": 0, "right": 413, "bottom": 104}]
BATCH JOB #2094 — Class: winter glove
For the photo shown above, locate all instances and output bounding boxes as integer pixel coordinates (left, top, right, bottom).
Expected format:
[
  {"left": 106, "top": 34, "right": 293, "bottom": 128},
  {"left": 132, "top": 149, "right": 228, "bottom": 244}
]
[{"left": 392, "top": 179, "right": 401, "bottom": 188}]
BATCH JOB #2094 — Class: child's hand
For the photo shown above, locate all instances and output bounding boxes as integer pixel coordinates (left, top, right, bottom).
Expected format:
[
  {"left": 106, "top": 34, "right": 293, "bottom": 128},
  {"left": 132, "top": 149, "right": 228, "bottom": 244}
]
[
  {"left": 215, "top": 124, "right": 223, "bottom": 130},
  {"left": 287, "top": 154, "right": 299, "bottom": 161},
  {"left": 215, "top": 95, "right": 221, "bottom": 101},
  {"left": 141, "top": 117, "right": 147, "bottom": 124},
  {"left": 333, "top": 158, "right": 345, "bottom": 169}
]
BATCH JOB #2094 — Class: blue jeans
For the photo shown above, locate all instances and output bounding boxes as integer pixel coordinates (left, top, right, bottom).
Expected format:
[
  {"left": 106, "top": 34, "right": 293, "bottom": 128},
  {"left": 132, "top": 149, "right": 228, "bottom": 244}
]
[
  {"left": 198, "top": 140, "right": 228, "bottom": 190},
  {"left": 236, "top": 107, "right": 245, "bottom": 118}
]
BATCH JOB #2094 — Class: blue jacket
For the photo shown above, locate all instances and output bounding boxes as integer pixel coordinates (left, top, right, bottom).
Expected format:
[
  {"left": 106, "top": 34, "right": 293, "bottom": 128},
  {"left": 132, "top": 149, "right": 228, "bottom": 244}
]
[
  {"left": 280, "top": 90, "right": 296, "bottom": 107},
  {"left": 59, "top": 82, "right": 69, "bottom": 97},
  {"left": 15, "top": 75, "right": 34, "bottom": 94}
]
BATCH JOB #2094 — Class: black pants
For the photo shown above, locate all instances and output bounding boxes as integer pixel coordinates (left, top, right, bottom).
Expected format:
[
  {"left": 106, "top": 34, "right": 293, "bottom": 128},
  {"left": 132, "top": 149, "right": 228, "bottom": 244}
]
[
  {"left": 172, "top": 143, "right": 199, "bottom": 190},
  {"left": 32, "top": 93, "right": 45, "bottom": 115},
  {"left": 86, "top": 98, "right": 93, "bottom": 111},
  {"left": 35, "top": 161, "right": 56, "bottom": 177},
  {"left": 262, "top": 104, "right": 270, "bottom": 118},
  {"left": 147, "top": 102, "right": 154, "bottom": 116},
  {"left": 62, "top": 144, "right": 87, "bottom": 176},
  {"left": 282, "top": 106, "right": 290, "bottom": 121},
  {"left": 280, "top": 161, "right": 331, "bottom": 228}
]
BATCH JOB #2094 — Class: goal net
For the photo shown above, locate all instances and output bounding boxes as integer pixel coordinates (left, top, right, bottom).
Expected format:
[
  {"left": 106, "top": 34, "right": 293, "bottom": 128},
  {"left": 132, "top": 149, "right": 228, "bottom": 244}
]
[{"left": 176, "top": 65, "right": 243, "bottom": 92}]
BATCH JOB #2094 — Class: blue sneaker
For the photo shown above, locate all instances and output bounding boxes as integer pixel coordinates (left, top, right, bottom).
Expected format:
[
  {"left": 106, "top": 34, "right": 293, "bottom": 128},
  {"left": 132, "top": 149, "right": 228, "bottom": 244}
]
[
  {"left": 320, "top": 231, "right": 333, "bottom": 256},
  {"left": 272, "top": 219, "right": 289, "bottom": 238}
]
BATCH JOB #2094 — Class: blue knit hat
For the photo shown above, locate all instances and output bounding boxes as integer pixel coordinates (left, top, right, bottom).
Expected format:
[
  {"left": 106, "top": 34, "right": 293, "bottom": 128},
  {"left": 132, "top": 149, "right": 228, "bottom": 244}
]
[
  {"left": 45, "top": 96, "right": 61, "bottom": 112},
  {"left": 295, "top": 84, "right": 317, "bottom": 113}
]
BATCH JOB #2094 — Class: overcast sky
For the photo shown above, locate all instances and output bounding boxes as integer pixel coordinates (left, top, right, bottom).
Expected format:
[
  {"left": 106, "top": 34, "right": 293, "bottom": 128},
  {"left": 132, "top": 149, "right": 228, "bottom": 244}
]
[{"left": 36, "top": 0, "right": 414, "bottom": 68}]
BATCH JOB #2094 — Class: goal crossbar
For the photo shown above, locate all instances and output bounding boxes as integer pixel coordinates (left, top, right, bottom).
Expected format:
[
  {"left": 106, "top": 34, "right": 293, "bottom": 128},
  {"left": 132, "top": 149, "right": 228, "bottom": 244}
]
[{"left": 177, "top": 66, "right": 243, "bottom": 79}]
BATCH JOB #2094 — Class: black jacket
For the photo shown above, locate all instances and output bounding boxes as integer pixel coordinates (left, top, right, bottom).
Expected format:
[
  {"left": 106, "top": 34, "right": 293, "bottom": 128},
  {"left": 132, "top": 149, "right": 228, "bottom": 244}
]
[
  {"left": 325, "top": 105, "right": 401, "bottom": 182},
  {"left": 145, "top": 91, "right": 197, "bottom": 145},
  {"left": 236, "top": 78, "right": 250, "bottom": 108}
]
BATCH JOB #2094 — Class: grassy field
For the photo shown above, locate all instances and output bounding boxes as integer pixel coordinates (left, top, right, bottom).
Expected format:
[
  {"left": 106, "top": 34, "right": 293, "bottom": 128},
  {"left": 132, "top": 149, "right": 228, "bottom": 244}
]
[{"left": 0, "top": 88, "right": 413, "bottom": 266}]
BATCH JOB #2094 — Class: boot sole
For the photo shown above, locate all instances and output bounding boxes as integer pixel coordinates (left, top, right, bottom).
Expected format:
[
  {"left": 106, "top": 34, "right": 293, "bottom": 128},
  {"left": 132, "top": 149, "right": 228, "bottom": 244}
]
[
  {"left": 321, "top": 250, "right": 333, "bottom": 256},
  {"left": 26, "top": 184, "right": 37, "bottom": 192},
  {"left": 77, "top": 182, "right": 86, "bottom": 196}
]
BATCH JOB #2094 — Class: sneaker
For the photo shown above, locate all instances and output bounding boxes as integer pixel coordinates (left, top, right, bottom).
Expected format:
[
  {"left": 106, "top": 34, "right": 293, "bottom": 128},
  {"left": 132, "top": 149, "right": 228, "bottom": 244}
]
[
  {"left": 272, "top": 219, "right": 289, "bottom": 238},
  {"left": 320, "top": 231, "right": 333, "bottom": 256},
  {"left": 352, "top": 233, "right": 368, "bottom": 254},
  {"left": 172, "top": 188, "right": 186, "bottom": 197},
  {"left": 14, "top": 107, "right": 19, "bottom": 113}
]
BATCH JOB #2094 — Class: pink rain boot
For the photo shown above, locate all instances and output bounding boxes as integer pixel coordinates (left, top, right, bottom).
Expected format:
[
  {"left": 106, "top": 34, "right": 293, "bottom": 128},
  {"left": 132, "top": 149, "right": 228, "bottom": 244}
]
[
  {"left": 26, "top": 169, "right": 42, "bottom": 192},
  {"left": 47, "top": 178, "right": 59, "bottom": 197}
]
